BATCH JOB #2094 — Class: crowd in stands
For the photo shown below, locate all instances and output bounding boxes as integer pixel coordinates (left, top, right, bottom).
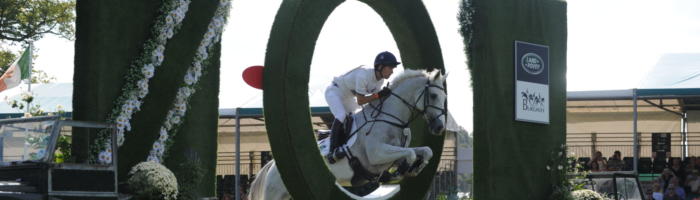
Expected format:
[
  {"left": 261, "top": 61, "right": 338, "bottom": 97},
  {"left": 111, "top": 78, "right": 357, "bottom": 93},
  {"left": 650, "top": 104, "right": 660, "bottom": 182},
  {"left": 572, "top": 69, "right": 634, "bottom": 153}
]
[{"left": 581, "top": 150, "right": 700, "bottom": 200}]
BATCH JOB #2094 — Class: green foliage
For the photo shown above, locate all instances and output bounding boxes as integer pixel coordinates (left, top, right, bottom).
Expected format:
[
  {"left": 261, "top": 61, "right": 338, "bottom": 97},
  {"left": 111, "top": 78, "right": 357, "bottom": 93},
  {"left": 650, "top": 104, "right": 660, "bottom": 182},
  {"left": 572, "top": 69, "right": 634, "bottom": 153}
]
[
  {"left": 128, "top": 161, "right": 179, "bottom": 200},
  {"left": 0, "top": 49, "right": 16, "bottom": 70},
  {"left": 547, "top": 145, "right": 589, "bottom": 200},
  {"left": 0, "top": 0, "right": 76, "bottom": 42},
  {"left": 457, "top": 0, "right": 474, "bottom": 59},
  {"left": 176, "top": 150, "right": 205, "bottom": 200},
  {"left": 31, "top": 69, "right": 56, "bottom": 83},
  {"left": 54, "top": 134, "right": 71, "bottom": 163}
]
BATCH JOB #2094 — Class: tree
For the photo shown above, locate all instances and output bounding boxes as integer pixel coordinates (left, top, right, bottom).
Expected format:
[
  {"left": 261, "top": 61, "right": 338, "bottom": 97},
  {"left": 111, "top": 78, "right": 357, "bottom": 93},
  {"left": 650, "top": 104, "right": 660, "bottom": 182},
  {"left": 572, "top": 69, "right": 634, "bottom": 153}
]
[
  {"left": 0, "top": 49, "right": 15, "bottom": 69},
  {"left": 0, "top": 0, "right": 75, "bottom": 42},
  {"left": 0, "top": 0, "right": 73, "bottom": 82}
]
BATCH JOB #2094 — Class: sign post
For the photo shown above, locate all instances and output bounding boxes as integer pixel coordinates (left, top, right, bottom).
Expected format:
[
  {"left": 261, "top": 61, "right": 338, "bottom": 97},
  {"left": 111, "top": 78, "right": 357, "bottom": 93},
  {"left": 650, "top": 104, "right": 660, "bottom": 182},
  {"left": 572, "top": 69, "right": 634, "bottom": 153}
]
[{"left": 515, "top": 41, "right": 550, "bottom": 124}]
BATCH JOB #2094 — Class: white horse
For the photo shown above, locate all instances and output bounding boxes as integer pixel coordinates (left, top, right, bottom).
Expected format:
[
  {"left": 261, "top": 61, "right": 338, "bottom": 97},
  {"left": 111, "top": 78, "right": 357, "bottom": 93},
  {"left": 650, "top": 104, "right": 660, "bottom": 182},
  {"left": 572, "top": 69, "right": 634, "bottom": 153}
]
[{"left": 249, "top": 69, "right": 447, "bottom": 200}]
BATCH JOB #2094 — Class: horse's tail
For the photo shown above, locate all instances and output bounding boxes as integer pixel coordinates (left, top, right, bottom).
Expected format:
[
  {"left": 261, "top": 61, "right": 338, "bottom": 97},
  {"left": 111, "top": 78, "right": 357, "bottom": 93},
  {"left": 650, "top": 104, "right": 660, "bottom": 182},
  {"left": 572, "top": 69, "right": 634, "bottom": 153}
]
[{"left": 248, "top": 160, "right": 274, "bottom": 200}]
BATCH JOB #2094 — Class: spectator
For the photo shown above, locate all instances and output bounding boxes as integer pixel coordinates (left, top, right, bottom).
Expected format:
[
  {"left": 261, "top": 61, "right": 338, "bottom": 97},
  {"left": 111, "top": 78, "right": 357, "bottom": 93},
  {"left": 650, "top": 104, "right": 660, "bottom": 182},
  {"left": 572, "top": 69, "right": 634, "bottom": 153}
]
[
  {"left": 588, "top": 151, "right": 608, "bottom": 172},
  {"left": 658, "top": 168, "right": 677, "bottom": 192},
  {"left": 652, "top": 182, "right": 664, "bottom": 200},
  {"left": 671, "top": 158, "right": 688, "bottom": 189},
  {"left": 668, "top": 177, "right": 687, "bottom": 200},
  {"left": 687, "top": 169, "right": 700, "bottom": 199},
  {"left": 607, "top": 150, "right": 624, "bottom": 171}
]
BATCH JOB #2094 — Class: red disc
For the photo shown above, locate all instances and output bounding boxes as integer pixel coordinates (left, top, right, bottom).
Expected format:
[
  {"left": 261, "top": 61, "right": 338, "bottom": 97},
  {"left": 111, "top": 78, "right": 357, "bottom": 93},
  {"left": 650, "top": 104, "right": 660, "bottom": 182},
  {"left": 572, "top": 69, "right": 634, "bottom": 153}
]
[{"left": 242, "top": 65, "right": 264, "bottom": 90}]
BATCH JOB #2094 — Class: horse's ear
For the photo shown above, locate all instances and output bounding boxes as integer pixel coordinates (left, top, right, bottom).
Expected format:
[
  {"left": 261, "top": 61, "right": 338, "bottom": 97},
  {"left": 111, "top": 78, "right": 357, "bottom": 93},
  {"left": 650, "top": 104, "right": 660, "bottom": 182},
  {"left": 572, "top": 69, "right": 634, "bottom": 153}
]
[{"left": 431, "top": 70, "right": 441, "bottom": 81}]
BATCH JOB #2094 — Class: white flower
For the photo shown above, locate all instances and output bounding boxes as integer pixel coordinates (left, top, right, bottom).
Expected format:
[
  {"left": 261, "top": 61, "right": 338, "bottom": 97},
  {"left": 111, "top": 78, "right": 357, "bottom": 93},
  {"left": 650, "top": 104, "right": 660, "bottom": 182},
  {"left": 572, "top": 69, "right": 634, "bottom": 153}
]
[
  {"left": 184, "top": 72, "right": 196, "bottom": 85},
  {"left": 165, "top": 15, "right": 174, "bottom": 26},
  {"left": 166, "top": 28, "right": 174, "bottom": 39},
  {"left": 124, "top": 121, "right": 131, "bottom": 131},
  {"left": 159, "top": 132, "right": 168, "bottom": 142},
  {"left": 198, "top": 39, "right": 211, "bottom": 52},
  {"left": 147, "top": 155, "right": 161, "bottom": 163},
  {"left": 546, "top": 165, "right": 551, "bottom": 171},
  {"left": 213, "top": 18, "right": 223, "bottom": 29},
  {"left": 99, "top": 151, "right": 112, "bottom": 164},
  {"left": 153, "top": 142, "right": 163, "bottom": 151},
  {"left": 157, "top": 31, "right": 168, "bottom": 42},
  {"left": 178, "top": 87, "right": 192, "bottom": 97},
  {"left": 138, "top": 87, "right": 149, "bottom": 99},
  {"left": 142, "top": 64, "right": 155, "bottom": 78},
  {"left": 170, "top": 115, "right": 181, "bottom": 125},
  {"left": 164, "top": 120, "right": 172, "bottom": 130},
  {"left": 116, "top": 114, "right": 128, "bottom": 125},
  {"left": 128, "top": 98, "right": 141, "bottom": 110},
  {"left": 121, "top": 105, "right": 133, "bottom": 116},
  {"left": 153, "top": 51, "right": 164, "bottom": 65},
  {"left": 557, "top": 165, "right": 563, "bottom": 170},
  {"left": 155, "top": 45, "right": 166, "bottom": 56},
  {"left": 175, "top": 103, "right": 186, "bottom": 114},
  {"left": 203, "top": 31, "right": 214, "bottom": 41}
]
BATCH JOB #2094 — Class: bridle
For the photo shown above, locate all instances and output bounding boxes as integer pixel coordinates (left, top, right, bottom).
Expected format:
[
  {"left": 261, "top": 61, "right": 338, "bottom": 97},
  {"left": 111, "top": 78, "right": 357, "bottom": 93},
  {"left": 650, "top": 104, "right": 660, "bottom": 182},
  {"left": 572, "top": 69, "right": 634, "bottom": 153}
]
[{"left": 365, "top": 80, "right": 447, "bottom": 132}]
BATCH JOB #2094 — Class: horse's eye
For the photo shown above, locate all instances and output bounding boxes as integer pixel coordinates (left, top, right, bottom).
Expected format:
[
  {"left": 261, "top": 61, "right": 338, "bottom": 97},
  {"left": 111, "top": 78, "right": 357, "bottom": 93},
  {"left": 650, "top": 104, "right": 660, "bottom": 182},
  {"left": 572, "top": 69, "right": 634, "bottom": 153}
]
[{"left": 430, "top": 93, "right": 437, "bottom": 99}]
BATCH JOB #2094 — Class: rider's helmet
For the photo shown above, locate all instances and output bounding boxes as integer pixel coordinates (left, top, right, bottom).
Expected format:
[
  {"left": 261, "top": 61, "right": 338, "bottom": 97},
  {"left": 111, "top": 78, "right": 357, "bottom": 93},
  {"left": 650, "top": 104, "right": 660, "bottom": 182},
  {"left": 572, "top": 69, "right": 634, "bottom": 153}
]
[{"left": 374, "top": 51, "right": 401, "bottom": 71}]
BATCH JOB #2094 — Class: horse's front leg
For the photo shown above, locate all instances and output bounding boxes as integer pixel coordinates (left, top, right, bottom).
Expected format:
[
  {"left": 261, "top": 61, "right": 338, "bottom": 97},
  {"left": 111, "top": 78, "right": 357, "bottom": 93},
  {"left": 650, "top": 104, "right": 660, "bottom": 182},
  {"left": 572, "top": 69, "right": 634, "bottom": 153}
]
[
  {"left": 365, "top": 142, "right": 417, "bottom": 167},
  {"left": 406, "top": 146, "right": 433, "bottom": 177}
]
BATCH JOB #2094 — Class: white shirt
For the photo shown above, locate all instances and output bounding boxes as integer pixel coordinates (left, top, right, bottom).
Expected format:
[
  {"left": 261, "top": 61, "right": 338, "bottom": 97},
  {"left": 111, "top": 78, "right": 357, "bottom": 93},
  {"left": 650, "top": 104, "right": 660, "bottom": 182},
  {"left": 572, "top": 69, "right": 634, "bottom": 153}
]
[{"left": 332, "top": 65, "right": 385, "bottom": 97}]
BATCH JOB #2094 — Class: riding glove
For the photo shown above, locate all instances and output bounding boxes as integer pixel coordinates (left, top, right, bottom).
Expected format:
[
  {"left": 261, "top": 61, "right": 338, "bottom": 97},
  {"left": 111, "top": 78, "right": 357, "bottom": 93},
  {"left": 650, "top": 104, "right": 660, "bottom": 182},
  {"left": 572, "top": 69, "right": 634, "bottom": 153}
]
[{"left": 377, "top": 87, "right": 392, "bottom": 98}]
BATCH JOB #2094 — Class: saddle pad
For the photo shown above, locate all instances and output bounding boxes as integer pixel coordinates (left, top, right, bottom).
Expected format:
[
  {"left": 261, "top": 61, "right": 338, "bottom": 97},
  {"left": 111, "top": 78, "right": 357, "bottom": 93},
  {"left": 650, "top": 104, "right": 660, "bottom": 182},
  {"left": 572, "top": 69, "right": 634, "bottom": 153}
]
[{"left": 318, "top": 122, "right": 358, "bottom": 156}]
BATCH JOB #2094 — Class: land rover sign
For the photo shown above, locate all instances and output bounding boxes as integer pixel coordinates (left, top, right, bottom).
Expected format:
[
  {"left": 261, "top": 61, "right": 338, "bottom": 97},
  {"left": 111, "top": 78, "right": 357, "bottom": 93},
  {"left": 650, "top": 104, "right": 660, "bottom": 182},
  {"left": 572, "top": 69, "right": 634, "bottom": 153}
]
[{"left": 515, "top": 41, "right": 549, "bottom": 124}]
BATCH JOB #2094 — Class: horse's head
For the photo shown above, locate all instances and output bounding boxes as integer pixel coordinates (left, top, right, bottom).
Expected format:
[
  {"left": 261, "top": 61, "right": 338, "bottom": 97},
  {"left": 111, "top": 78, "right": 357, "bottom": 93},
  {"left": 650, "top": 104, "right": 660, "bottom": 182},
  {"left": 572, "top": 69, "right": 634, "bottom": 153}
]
[{"left": 420, "top": 70, "right": 447, "bottom": 135}]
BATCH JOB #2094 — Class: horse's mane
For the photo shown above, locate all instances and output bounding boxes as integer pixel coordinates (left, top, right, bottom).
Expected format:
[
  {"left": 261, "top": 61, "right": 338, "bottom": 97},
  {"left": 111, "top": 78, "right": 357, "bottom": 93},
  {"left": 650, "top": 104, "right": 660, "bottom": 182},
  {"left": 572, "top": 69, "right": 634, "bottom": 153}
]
[{"left": 388, "top": 69, "right": 431, "bottom": 89}]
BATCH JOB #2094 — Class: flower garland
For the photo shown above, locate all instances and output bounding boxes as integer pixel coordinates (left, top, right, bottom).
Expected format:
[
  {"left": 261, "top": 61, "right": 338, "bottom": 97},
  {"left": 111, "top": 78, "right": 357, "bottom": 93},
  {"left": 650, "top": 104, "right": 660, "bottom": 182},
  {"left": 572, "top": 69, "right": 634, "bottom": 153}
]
[
  {"left": 147, "top": 0, "right": 231, "bottom": 163},
  {"left": 94, "top": 0, "right": 191, "bottom": 164}
]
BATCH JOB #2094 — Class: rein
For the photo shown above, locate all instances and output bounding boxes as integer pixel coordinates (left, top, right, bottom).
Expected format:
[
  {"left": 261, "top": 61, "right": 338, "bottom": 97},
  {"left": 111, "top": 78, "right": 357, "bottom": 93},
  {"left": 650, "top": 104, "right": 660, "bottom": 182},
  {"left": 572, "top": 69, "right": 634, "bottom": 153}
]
[{"left": 367, "top": 81, "right": 446, "bottom": 132}]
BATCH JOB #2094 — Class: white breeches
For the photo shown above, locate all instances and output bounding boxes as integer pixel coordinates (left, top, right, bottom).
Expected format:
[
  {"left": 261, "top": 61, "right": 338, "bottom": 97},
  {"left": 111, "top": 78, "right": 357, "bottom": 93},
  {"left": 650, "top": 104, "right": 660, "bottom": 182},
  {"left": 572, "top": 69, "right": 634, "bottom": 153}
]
[{"left": 325, "top": 85, "right": 360, "bottom": 121}]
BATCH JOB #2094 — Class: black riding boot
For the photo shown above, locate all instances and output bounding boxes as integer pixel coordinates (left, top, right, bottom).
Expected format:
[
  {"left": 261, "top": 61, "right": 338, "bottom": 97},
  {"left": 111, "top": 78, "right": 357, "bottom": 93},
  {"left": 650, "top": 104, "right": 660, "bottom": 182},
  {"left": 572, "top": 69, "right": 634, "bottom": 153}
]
[{"left": 327, "top": 118, "right": 347, "bottom": 164}]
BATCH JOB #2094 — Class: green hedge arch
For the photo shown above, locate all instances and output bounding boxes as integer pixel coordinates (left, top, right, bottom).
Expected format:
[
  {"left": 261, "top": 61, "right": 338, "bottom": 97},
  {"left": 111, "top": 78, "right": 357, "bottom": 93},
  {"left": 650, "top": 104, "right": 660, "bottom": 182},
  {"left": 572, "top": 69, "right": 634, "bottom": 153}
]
[{"left": 262, "top": 0, "right": 445, "bottom": 199}]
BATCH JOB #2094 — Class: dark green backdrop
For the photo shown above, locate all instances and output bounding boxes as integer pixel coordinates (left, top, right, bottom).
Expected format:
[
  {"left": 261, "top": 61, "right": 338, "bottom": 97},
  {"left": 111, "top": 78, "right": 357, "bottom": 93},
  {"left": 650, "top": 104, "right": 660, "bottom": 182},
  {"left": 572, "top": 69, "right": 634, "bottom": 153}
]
[
  {"left": 468, "top": 0, "right": 567, "bottom": 199},
  {"left": 73, "top": 0, "right": 220, "bottom": 196}
]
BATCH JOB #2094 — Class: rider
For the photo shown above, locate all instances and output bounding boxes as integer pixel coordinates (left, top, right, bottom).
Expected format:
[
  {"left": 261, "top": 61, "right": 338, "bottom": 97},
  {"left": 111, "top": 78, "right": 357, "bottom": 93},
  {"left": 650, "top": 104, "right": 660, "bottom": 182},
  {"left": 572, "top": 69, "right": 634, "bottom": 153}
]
[{"left": 324, "top": 51, "right": 401, "bottom": 163}]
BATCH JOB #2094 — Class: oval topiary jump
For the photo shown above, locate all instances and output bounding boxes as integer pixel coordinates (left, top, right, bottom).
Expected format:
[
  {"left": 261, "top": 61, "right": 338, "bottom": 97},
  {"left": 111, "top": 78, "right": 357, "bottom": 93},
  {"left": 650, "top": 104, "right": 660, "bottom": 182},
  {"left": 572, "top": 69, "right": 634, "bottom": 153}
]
[{"left": 262, "top": 0, "right": 446, "bottom": 199}]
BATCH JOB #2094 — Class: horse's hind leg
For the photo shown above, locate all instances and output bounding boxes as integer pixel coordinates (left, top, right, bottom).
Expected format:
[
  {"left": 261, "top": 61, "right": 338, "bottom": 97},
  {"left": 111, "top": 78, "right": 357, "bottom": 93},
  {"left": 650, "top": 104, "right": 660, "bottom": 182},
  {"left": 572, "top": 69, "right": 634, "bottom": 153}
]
[{"left": 264, "top": 163, "right": 292, "bottom": 200}]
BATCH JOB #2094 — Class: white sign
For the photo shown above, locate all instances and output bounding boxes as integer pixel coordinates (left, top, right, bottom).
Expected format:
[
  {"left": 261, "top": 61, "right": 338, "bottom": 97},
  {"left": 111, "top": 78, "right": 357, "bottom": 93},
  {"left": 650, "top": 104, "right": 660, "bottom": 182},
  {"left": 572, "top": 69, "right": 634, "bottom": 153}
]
[{"left": 515, "top": 41, "right": 549, "bottom": 124}]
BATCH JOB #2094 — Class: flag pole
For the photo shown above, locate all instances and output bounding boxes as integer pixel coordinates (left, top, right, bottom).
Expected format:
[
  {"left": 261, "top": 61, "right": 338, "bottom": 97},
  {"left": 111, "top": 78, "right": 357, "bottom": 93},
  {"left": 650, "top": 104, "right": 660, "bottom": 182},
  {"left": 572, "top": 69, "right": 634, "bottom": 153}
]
[{"left": 26, "top": 42, "right": 32, "bottom": 115}]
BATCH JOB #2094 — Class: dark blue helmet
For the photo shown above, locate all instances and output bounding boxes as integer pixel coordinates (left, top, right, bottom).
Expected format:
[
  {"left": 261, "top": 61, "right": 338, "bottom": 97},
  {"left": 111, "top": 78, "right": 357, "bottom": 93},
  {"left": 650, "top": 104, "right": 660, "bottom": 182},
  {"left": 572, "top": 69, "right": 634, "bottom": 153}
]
[{"left": 374, "top": 51, "right": 401, "bottom": 71}]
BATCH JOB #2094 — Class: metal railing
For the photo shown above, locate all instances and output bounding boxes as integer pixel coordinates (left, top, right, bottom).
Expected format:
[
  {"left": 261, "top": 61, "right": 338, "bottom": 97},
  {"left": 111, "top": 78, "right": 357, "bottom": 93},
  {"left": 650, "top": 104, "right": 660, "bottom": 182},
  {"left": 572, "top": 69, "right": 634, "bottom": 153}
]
[
  {"left": 567, "top": 132, "right": 700, "bottom": 159},
  {"left": 217, "top": 146, "right": 460, "bottom": 199},
  {"left": 426, "top": 147, "right": 458, "bottom": 200}
]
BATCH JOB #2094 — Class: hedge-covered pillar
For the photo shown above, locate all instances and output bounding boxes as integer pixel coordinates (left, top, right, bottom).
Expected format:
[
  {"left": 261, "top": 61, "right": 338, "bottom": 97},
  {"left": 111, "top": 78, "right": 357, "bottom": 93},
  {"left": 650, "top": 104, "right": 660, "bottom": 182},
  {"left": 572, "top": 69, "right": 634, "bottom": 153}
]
[
  {"left": 73, "top": 0, "right": 221, "bottom": 197},
  {"left": 464, "top": 0, "right": 567, "bottom": 199}
]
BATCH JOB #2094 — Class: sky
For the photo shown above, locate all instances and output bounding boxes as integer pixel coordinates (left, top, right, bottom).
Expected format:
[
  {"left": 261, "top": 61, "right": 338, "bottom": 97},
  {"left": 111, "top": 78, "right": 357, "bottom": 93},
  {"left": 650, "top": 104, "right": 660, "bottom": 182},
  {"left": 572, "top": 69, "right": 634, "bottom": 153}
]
[{"left": 3, "top": 0, "right": 700, "bottom": 133}]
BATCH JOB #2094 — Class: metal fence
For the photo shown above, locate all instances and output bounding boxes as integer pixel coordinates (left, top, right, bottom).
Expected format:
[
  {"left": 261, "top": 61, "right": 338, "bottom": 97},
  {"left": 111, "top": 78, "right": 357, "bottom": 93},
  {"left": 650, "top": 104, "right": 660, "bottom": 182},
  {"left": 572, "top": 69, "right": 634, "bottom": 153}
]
[
  {"left": 567, "top": 131, "right": 700, "bottom": 161},
  {"left": 216, "top": 151, "right": 272, "bottom": 177},
  {"left": 217, "top": 147, "right": 459, "bottom": 199},
  {"left": 426, "top": 147, "right": 458, "bottom": 200}
]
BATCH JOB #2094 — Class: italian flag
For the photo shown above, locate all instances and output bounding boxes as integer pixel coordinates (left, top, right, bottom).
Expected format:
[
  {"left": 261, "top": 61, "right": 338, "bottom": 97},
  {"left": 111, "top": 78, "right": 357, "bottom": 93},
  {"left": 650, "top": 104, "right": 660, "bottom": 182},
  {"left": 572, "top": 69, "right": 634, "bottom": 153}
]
[{"left": 0, "top": 45, "right": 31, "bottom": 92}]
